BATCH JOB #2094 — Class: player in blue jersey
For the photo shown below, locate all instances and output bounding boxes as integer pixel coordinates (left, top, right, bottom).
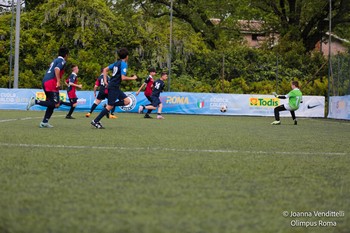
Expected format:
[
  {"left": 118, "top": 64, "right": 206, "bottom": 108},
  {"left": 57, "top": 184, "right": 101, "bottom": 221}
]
[
  {"left": 138, "top": 72, "right": 168, "bottom": 119},
  {"left": 60, "top": 65, "right": 82, "bottom": 119},
  {"left": 85, "top": 70, "right": 116, "bottom": 118},
  {"left": 91, "top": 48, "right": 137, "bottom": 129},
  {"left": 26, "top": 47, "right": 69, "bottom": 128}
]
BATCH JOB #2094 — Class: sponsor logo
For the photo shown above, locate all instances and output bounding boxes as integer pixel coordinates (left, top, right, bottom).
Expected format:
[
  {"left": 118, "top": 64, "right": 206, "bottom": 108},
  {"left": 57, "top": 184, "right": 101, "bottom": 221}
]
[
  {"left": 209, "top": 97, "right": 229, "bottom": 109},
  {"left": 249, "top": 98, "right": 279, "bottom": 107},
  {"left": 166, "top": 96, "right": 189, "bottom": 104},
  {"left": 120, "top": 93, "right": 137, "bottom": 111},
  {"left": 77, "top": 98, "right": 87, "bottom": 105},
  {"left": 307, "top": 104, "right": 320, "bottom": 109},
  {"left": 336, "top": 101, "right": 346, "bottom": 110},
  {"left": 197, "top": 99, "right": 205, "bottom": 108},
  {"left": 35, "top": 92, "right": 67, "bottom": 101}
]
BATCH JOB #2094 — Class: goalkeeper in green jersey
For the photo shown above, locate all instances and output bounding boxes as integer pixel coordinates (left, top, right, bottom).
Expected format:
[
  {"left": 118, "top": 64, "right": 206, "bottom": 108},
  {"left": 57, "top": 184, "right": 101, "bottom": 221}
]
[{"left": 271, "top": 81, "right": 302, "bottom": 125}]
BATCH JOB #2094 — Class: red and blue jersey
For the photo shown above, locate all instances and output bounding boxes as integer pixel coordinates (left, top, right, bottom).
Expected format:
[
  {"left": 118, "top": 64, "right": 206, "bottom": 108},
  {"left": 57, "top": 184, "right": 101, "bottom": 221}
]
[
  {"left": 42, "top": 56, "right": 66, "bottom": 92},
  {"left": 95, "top": 74, "right": 110, "bottom": 94},
  {"left": 67, "top": 72, "right": 78, "bottom": 99}
]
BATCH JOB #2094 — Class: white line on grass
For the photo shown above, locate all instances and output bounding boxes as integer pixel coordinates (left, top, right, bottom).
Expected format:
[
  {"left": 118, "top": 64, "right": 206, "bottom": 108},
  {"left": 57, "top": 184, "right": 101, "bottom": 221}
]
[
  {"left": 0, "top": 142, "right": 347, "bottom": 156},
  {"left": 0, "top": 115, "right": 66, "bottom": 123}
]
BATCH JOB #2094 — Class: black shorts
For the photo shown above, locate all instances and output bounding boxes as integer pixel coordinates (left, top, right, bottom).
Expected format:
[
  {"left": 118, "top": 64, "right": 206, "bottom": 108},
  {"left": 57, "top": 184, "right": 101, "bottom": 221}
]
[
  {"left": 44, "top": 91, "right": 60, "bottom": 104},
  {"left": 146, "top": 95, "right": 152, "bottom": 102},
  {"left": 96, "top": 92, "right": 108, "bottom": 100},
  {"left": 69, "top": 98, "right": 78, "bottom": 104}
]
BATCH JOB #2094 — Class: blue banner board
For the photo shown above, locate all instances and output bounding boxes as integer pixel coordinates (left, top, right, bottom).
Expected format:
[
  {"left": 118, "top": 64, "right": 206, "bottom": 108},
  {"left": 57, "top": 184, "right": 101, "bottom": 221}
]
[{"left": 0, "top": 88, "right": 325, "bottom": 118}]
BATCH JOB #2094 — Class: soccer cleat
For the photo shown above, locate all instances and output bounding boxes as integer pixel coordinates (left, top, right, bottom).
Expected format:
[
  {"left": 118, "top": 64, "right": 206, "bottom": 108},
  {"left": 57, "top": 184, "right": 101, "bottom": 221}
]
[
  {"left": 294, "top": 120, "right": 298, "bottom": 125},
  {"left": 138, "top": 105, "right": 144, "bottom": 114},
  {"left": 65, "top": 115, "right": 75, "bottom": 119},
  {"left": 91, "top": 120, "right": 104, "bottom": 129},
  {"left": 85, "top": 113, "right": 91, "bottom": 118},
  {"left": 144, "top": 114, "right": 152, "bottom": 119},
  {"left": 271, "top": 120, "right": 281, "bottom": 125},
  {"left": 39, "top": 122, "right": 54, "bottom": 128},
  {"left": 26, "top": 97, "right": 35, "bottom": 110},
  {"left": 157, "top": 115, "right": 165, "bottom": 119},
  {"left": 109, "top": 114, "right": 118, "bottom": 119}
]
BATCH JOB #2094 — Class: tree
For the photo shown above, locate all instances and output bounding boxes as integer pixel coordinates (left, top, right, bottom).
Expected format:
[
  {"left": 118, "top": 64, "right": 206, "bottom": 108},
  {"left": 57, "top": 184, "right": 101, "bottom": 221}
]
[
  {"left": 250, "top": 0, "right": 350, "bottom": 52},
  {"left": 24, "top": 0, "right": 45, "bottom": 11},
  {"left": 127, "top": 0, "right": 247, "bottom": 50}
]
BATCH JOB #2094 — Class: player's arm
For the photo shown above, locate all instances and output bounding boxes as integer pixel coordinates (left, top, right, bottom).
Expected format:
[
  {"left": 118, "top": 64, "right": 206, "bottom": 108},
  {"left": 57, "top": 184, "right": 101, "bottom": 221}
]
[
  {"left": 120, "top": 62, "right": 137, "bottom": 81},
  {"left": 136, "top": 83, "right": 146, "bottom": 95},
  {"left": 121, "top": 74, "right": 137, "bottom": 81},
  {"left": 93, "top": 84, "right": 98, "bottom": 97},
  {"left": 103, "top": 67, "right": 109, "bottom": 87},
  {"left": 55, "top": 67, "right": 61, "bottom": 88},
  {"left": 69, "top": 82, "right": 82, "bottom": 89},
  {"left": 272, "top": 92, "right": 286, "bottom": 99}
]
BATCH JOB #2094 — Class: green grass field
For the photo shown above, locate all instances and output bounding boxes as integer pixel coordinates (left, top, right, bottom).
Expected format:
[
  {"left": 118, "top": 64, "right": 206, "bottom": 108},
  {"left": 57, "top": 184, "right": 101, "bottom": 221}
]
[{"left": 0, "top": 110, "right": 349, "bottom": 233}]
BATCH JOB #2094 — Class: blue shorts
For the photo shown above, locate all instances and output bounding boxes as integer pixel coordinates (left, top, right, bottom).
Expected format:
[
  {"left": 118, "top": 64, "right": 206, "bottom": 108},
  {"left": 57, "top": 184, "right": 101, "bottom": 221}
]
[
  {"left": 150, "top": 96, "right": 161, "bottom": 107},
  {"left": 107, "top": 87, "right": 127, "bottom": 105}
]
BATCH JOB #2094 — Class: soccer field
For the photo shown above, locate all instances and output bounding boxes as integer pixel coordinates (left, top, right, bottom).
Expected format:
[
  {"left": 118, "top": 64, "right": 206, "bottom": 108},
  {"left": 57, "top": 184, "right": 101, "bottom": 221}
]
[{"left": 0, "top": 110, "right": 349, "bottom": 233}]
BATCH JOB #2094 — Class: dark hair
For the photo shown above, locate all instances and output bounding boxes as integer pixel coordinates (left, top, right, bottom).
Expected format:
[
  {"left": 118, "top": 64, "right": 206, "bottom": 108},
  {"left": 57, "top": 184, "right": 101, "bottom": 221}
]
[
  {"left": 161, "top": 72, "right": 168, "bottom": 77},
  {"left": 292, "top": 81, "right": 299, "bottom": 88},
  {"left": 148, "top": 67, "right": 156, "bottom": 73},
  {"left": 58, "top": 47, "right": 69, "bottom": 57},
  {"left": 71, "top": 64, "right": 78, "bottom": 69},
  {"left": 117, "top": 48, "right": 129, "bottom": 59}
]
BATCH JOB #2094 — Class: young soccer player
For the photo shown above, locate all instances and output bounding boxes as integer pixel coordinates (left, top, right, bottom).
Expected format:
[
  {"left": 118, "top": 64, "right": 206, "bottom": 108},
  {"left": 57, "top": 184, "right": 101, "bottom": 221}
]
[
  {"left": 60, "top": 64, "right": 82, "bottom": 119},
  {"left": 26, "top": 47, "right": 69, "bottom": 128},
  {"left": 85, "top": 70, "right": 116, "bottom": 119},
  {"left": 138, "top": 72, "right": 168, "bottom": 119},
  {"left": 136, "top": 67, "right": 156, "bottom": 102},
  {"left": 91, "top": 48, "right": 137, "bottom": 129},
  {"left": 271, "top": 80, "right": 303, "bottom": 125}
]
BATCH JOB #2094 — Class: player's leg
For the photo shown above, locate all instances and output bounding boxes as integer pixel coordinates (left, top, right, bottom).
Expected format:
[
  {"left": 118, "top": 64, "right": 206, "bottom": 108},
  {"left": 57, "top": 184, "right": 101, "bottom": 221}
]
[
  {"left": 66, "top": 98, "right": 78, "bottom": 119},
  {"left": 290, "top": 110, "right": 297, "bottom": 125},
  {"left": 156, "top": 102, "right": 164, "bottom": 119},
  {"left": 40, "top": 91, "right": 59, "bottom": 128},
  {"left": 91, "top": 88, "right": 117, "bottom": 128},
  {"left": 144, "top": 97, "right": 158, "bottom": 118},
  {"left": 271, "top": 105, "right": 286, "bottom": 125},
  {"left": 86, "top": 94, "right": 103, "bottom": 117}
]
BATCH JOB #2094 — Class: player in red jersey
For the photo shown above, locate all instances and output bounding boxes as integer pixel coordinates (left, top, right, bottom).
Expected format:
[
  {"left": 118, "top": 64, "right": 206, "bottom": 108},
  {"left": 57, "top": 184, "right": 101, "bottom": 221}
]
[
  {"left": 60, "top": 65, "right": 82, "bottom": 119},
  {"left": 136, "top": 67, "right": 155, "bottom": 103},
  {"left": 26, "top": 47, "right": 69, "bottom": 128}
]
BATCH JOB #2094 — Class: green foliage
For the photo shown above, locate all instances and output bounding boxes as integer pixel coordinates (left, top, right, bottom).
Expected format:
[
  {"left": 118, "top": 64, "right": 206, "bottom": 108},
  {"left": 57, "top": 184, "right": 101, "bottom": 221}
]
[{"left": 0, "top": 0, "right": 345, "bottom": 96}]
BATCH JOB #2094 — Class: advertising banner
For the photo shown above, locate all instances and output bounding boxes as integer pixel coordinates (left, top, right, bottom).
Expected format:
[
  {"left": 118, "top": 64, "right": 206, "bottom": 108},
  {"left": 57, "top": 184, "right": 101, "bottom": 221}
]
[
  {"left": 0, "top": 88, "right": 325, "bottom": 117},
  {"left": 328, "top": 95, "right": 350, "bottom": 120}
]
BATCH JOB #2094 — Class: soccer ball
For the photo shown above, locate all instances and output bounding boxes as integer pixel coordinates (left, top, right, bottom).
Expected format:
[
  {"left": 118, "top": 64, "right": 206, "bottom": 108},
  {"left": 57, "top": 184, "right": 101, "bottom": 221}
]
[{"left": 220, "top": 105, "right": 227, "bottom": 112}]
